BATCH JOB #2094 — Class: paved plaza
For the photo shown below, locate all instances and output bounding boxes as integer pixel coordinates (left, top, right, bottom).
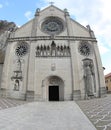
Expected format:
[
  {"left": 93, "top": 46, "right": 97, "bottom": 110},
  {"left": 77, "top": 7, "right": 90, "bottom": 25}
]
[
  {"left": 77, "top": 94, "right": 111, "bottom": 130},
  {"left": 0, "top": 100, "right": 96, "bottom": 130},
  {"left": 0, "top": 98, "right": 27, "bottom": 110},
  {"left": 0, "top": 95, "right": 111, "bottom": 130}
]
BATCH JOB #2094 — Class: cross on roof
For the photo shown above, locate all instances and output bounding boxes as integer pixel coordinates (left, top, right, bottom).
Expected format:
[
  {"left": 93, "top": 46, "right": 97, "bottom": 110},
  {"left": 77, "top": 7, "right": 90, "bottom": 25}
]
[{"left": 49, "top": 2, "right": 54, "bottom": 5}]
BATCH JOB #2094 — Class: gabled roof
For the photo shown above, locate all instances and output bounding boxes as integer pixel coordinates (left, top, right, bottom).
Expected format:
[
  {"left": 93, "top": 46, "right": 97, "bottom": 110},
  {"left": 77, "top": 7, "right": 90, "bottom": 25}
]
[
  {"left": 40, "top": 5, "right": 65, "bottom": 14},
  {"left": 105, "top": 73, "right": 111, "bottom": 78},
  {"left": 39, "top": 5, "right": 88, "bottom": 32}
]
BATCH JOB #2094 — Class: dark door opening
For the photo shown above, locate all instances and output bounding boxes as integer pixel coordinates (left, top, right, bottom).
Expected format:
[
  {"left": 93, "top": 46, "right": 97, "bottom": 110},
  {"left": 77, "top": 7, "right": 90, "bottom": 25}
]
[{"left": 49, "top": 86, "right": 59, "bottom": 101}]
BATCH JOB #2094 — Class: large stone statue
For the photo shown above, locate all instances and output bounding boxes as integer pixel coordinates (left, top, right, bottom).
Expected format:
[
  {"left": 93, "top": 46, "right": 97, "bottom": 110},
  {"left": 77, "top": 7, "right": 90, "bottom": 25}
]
[{"left": 84, "top": 60, "right": 95, "bottom": 97}]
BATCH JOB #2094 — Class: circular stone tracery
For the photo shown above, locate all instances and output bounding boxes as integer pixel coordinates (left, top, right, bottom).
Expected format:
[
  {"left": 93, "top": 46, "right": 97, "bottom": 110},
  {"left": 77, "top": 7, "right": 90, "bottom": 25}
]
[
  {"left": 41, "top": 17, "right": 64, "bottom": 35},
  {"left": 15, "top": 42, "right": 28, "bottom": 57},
  {"left": 79, "top": 42, "right": 91, "bottom": 56}
]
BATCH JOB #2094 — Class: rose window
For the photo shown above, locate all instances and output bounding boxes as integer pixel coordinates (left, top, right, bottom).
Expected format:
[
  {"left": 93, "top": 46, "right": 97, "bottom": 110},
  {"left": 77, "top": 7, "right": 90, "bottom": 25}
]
[{"left": 15, "top": 42, "right": 28, "bottom": 56}]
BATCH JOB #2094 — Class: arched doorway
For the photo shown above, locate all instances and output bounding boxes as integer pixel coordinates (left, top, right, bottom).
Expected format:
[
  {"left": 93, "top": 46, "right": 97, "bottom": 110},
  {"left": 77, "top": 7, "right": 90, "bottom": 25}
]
[{"left": 43, "top": 76, "right": 64, "bottom": 101}]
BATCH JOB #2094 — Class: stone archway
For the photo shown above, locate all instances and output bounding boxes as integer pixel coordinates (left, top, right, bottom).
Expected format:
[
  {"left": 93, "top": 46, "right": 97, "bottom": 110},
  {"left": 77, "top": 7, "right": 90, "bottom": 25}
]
[{"left": 42, "top": 76, "right": 64, "bottom": 101}]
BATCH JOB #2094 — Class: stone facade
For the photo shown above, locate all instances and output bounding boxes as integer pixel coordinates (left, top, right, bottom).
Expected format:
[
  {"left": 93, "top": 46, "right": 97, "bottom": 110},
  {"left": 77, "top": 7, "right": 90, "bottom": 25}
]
[{"left": 0, "top": 5, "right": 106, "bottom": 101}]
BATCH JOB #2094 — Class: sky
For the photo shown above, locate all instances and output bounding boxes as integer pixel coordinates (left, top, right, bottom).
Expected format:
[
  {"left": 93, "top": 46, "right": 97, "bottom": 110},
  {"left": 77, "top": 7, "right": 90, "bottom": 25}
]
[{"left": 0, "top": 0, "right": 111, "bottom": 75}]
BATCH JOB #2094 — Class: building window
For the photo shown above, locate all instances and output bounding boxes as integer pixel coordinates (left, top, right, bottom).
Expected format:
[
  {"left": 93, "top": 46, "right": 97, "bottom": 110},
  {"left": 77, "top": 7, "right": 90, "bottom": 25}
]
[
  {"left": 15, "top": 42, "right": 29, "bottom": 57},
  {"left": 78, "top": 41, "right": 91, "bottom": 56},
  {"left": 106, "top": 86, "right": 108, "bottom": 91},
  {"left": 105, "top": 80, "right": 108, "bottom": 83}
]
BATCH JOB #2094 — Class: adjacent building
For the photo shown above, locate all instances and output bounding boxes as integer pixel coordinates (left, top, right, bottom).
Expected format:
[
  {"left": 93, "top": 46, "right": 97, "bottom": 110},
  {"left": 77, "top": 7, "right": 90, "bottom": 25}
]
[
  {"left": 105, "top": 73, "right": 111, "bottom": 92},
  {"left": 0, "top": 5, "right": 106, "bottom": 101}
]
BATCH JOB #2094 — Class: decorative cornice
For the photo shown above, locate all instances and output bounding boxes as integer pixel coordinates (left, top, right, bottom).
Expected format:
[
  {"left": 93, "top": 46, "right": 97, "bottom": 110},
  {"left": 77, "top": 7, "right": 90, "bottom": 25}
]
[{"left": 8, "top": 36, "right": 97, "bottom": 43}]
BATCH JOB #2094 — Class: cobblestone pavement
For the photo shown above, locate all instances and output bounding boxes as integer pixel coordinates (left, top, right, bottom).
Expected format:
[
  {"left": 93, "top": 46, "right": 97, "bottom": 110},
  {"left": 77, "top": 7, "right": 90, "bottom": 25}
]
[
  {"left": 77, "top": 94, "right": 111, "bottom": 130},
  {"left": 0, "top": 97, "right": 27, "bottom": 110}
]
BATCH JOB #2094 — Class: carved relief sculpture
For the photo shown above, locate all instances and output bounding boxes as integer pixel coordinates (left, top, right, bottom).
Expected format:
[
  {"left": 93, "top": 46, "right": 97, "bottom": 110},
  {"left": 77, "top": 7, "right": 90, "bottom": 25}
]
[{"left": 11, "top": 58, "right": 23, "bottom": 91}]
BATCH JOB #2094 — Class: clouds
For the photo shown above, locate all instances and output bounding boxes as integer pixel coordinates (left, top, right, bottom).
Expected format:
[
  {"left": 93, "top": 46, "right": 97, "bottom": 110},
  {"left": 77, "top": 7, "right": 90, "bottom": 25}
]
[
  {"left": 24, "top": 11, "right": 33, "bottom": 20},
  {"left": 4, "top": 1, "right": 9, "bottom": 6},
  {"left": 0, "top": 4, "right": 3, "bottom": 8},
  {"left": 0, "top": 1, "right": 9, "bottom": 8},
  {"left": 98, "top": 44, "right": 109, "bottom": 55}
]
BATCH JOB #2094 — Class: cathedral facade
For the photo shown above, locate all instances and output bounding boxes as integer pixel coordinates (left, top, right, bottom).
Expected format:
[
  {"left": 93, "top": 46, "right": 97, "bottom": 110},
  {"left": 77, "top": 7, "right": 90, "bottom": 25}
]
[{"left": 0, "top": 5, "right": 106, "bottom": 101}]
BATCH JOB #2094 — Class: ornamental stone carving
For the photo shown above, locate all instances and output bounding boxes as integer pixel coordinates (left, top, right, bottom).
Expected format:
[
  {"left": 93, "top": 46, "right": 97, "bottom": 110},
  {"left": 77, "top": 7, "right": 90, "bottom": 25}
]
[
  {"left": 41, "top": 17, "right": 64, "bottom": 35},
  {"left": 79, "top": 41, "right": 91, "bottom": 56},
  {"left": 36, "top": 41, "right": 70, "bottom": 57},
  {"left": 15, "top": 42, "right": 28, "bottom": 57}
]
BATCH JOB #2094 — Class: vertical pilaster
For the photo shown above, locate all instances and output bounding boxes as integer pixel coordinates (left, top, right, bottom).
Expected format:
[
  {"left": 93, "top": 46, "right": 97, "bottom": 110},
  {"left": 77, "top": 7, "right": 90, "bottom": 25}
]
[
  {"left": 26, "top": 9, "right": 40, "bottom": 100},
  {"left": 1, "top": 43, "right": 12, "bottom": 96},
  {"left": 64, "top": 10, "right": 81, "bottom": 100},
  {"left": 93, "top": 43, "right": 106, "bottom": 97},
  {"left": 0, "top": 64, "right": 3, "bottom": 88},
  {"left": 70, "top": 41, "right": 81, "bottom": 100},
  {"left": 87, "top": 25, "right": 106, "bottom": 97},
  {"left": 31, "top": 8, "right": 40, "bottom": 36}
]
